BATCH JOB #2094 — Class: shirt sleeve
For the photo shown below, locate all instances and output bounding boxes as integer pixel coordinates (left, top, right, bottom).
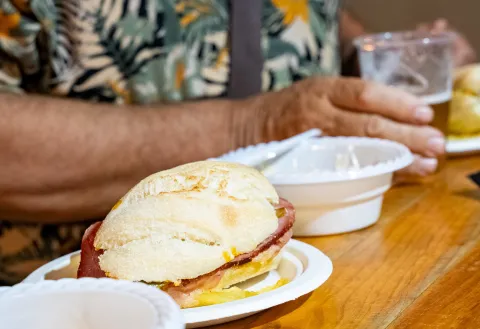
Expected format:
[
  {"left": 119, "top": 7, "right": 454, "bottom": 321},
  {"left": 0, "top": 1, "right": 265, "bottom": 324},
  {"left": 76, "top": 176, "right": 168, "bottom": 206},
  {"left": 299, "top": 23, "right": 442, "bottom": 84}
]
[{"left": 0, "top": 0, "right": 53, "bottom": 94}]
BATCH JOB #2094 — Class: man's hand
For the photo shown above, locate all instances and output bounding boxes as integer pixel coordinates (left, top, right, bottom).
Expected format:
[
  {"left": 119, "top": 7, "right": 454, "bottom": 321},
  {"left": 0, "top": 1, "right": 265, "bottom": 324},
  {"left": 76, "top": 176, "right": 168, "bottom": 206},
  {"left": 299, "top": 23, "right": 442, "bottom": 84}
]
[
  {"left": 417, "top": 19, "right": 477, "bottom": 68},
  {"left": 239, "top": 77, "right": 444, "bottom": 177},
  {"left": 0, "top": 77, "right": 445, "bottom": 222}
]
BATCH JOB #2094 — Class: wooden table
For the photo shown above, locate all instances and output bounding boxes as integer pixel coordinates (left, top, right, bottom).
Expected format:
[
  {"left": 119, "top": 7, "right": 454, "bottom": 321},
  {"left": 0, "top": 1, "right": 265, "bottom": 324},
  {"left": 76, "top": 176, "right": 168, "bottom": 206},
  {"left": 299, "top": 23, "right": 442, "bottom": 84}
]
[{"left": 213, "top": 155, "right": 480, "bottom": 329}]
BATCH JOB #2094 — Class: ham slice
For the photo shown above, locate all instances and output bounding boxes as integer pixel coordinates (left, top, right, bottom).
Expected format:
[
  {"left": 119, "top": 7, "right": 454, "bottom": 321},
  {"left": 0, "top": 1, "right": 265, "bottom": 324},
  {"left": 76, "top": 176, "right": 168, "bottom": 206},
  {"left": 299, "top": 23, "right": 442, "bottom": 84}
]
[
  {"left": 77, "top": 221, "right": 105, "bottom": 278},
  {"left": 77, "top": 198, "right": 295, "bottom": 295}
]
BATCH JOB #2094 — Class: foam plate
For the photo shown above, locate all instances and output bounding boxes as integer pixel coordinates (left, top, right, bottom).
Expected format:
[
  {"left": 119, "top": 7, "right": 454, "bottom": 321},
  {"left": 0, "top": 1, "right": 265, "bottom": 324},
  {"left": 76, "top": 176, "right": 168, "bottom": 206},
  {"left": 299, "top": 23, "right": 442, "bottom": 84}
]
[{"left": 24, "top": 240, "right": 332, "bottom": 328}]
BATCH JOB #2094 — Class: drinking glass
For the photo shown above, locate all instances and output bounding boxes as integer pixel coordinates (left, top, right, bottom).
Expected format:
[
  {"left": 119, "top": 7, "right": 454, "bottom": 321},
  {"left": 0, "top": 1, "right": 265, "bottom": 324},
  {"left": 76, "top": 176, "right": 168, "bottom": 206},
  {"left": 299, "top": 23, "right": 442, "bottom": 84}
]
[{"left": 354, "top": 31, "right": 454, "bottom": 170}]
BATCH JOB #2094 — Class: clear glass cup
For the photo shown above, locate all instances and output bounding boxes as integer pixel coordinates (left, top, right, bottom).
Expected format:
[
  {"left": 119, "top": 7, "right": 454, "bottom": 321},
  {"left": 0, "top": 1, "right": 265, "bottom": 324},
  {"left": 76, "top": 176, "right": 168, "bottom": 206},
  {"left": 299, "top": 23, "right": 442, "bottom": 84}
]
[{"left": 354, "top": 31, "right": 454, "bottom": 171}]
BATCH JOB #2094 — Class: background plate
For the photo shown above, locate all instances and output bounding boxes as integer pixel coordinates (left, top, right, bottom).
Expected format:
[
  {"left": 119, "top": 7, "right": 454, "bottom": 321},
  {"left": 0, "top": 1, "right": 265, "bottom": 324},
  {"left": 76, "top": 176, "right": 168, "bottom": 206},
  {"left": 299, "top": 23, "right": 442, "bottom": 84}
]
[{"left": 447, "top": 136, "right": 480, "bottom": 156}]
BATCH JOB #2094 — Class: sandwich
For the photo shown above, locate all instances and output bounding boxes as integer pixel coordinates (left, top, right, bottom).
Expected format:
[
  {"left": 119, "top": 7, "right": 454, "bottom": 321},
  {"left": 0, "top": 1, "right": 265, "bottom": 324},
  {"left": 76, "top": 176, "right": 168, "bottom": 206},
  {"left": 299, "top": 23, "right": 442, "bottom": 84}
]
[
  {"left": 77, "top": 161, "right": 295, "bottom": 308},
  {"left": 449, "top": 64, "right": 480, "bottom": 137}
]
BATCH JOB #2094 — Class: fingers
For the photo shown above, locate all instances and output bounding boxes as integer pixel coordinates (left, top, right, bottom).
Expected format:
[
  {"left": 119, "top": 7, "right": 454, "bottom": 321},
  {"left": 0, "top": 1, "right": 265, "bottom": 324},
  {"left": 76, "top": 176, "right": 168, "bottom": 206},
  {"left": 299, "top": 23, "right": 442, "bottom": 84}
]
[
  {"left": 432, "top": 18, "right": 449, "bottom": 32},
  {"left": 416, "top": 19, "right": 448, "bottom": 33},
  {"left": 416, "top": 23, "right": 429, "bottom": 31},
  {"left": 415, "top": 19, "right": 476, "bottom": 67},
  {"left": 329, "top": 106, "right": 445, "bottom": 158},
  {"left": 451, "top": 32, "right": 477, "bottom": 67},
  {"left": 363, "top": 114, "right": 445, "bottom": 157},
  {"left": 323, "top": 78, "right": 433, "bottom": 125},
  {"left": 395, "top": 154, "right": 438, "bottom": 177}
]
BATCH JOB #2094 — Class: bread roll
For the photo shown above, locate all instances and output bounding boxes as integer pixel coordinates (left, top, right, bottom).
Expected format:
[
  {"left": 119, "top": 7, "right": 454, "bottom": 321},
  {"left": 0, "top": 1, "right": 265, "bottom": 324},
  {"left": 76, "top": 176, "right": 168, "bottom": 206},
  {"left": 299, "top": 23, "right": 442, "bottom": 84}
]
[
  {"left": 450, "top": 64, "right": 480, "bottom": 135},
  {"left": 94, "top": 161, "right": 280, "bottom": 282}
]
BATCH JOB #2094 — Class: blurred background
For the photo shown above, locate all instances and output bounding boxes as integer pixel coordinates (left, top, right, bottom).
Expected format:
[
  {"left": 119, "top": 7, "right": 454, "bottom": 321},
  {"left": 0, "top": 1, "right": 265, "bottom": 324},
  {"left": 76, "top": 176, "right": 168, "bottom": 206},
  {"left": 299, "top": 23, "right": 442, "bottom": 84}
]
[{"left": 346, "top": 0, "right": 480, "bottom": 53}]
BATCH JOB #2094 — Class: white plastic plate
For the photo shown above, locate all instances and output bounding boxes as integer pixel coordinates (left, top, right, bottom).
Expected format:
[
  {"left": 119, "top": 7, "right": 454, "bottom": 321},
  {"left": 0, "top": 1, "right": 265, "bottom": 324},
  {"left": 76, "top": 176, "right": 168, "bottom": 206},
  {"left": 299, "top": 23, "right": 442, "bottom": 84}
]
[
  {"left": 24, "top": 240, "right": 332, "bottom": 328},
  {"left": 447, "top": 136, "right": 480, "bottom": 156}
]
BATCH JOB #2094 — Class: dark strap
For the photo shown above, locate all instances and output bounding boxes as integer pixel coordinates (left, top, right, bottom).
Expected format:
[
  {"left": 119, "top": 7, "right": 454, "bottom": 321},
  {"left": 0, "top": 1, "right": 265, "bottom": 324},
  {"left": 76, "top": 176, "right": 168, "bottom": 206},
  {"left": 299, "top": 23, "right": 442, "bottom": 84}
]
[{"left": 228, "top": 0, "right": 263, "bottom": 99}]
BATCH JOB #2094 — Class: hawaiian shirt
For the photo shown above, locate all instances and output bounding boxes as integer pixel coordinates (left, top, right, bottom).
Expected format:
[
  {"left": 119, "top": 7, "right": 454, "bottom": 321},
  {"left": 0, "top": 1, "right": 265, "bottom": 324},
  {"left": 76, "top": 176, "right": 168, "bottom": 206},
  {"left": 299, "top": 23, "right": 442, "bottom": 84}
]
[{"left": 0, "top": 0, "right": 340, "bottom": 284}]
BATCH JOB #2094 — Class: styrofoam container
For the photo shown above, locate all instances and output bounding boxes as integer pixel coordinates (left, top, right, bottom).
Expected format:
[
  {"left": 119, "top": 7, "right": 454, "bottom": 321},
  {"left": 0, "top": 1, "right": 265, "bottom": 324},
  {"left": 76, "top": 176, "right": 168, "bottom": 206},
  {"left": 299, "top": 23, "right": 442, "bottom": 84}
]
[
  {"left": 0, "top": 278, "right": 184, "bottom": 329},
  {"left": 218, "top": 137, "right": 413, "bottom": 236}
]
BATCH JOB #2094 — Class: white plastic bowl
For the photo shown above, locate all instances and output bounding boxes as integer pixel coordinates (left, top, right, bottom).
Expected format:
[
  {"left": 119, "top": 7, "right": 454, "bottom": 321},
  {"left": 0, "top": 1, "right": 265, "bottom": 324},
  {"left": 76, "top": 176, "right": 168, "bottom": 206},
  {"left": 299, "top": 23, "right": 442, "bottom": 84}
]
[
  {"left": 0, "top": 278, "right": 184, "bottom": 329},
  {"left": 217, "top": 137, "right": 413, "bottom": 236}
]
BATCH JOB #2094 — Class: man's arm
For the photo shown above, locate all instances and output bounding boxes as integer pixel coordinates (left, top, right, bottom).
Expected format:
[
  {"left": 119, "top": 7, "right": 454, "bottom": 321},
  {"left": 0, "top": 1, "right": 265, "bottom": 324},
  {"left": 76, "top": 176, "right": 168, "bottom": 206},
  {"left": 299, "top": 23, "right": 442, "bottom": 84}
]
[{"left": 0, "top": 93, "right": 247, "bottom": 223}]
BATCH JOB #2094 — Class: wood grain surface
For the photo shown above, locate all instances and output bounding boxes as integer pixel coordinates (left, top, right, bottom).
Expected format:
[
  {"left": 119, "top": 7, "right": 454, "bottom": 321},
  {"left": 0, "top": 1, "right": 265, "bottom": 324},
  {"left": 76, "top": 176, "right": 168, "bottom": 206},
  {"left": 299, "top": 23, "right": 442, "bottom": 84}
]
[{"left": 211, "top": 155, "right": 480, "bottom": 329}]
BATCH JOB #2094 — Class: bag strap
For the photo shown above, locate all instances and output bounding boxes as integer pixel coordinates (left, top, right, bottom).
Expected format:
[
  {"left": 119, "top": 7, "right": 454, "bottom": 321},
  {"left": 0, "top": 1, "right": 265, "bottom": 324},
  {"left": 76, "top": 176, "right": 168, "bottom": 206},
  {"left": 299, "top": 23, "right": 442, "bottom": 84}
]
[{"left": 227, "top": 0, "right": 264, "bottom": 99}]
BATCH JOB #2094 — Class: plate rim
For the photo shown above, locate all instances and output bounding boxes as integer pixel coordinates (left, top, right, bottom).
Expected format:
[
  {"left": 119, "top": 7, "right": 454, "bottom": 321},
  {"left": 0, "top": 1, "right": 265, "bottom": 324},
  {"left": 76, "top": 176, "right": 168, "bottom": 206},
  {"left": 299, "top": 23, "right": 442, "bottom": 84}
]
[
  {"left": 24, "top": 239, "right": 333, "bottom": 326},
  {"left": 183, "top": 239, "right": 332, "bottom": 324},
  {"left": 216, "top": 137, "right": 413, "bottom": 185},
  {"left": 24, "top": 251, "right": 80, "bottom": 283},
  {"left": 447, "top": 135, "right": 480, "bottom": 154},
  {"left": 3, "top": 278, "right": 184, "bottom": 329}
]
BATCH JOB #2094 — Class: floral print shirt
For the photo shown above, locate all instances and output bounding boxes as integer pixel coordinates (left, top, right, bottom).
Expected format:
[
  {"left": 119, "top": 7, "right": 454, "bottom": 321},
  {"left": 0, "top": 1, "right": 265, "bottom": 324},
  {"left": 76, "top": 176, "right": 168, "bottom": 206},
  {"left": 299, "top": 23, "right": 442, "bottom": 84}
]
[{"left": 0, "top": 0, "right": 340, "bottom": 284}]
